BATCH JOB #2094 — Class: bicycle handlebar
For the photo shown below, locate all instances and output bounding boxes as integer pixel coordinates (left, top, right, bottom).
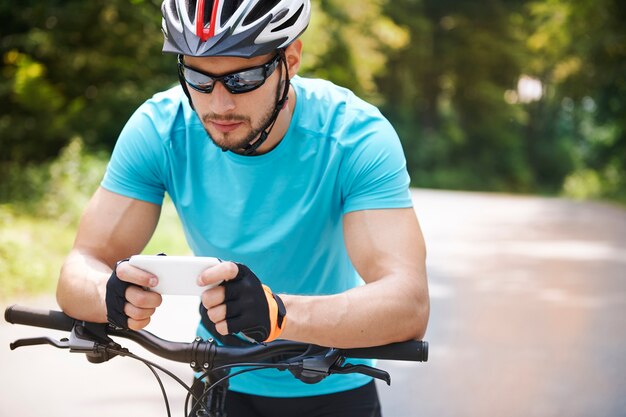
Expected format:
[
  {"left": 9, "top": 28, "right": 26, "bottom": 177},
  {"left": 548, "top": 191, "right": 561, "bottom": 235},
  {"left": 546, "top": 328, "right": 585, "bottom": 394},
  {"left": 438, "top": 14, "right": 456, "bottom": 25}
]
[
  {"left": 5, "top": 304, "right": 74, "bottom": 332},
  {"left": 5, "top": 304, "right": 429, "bottom": 364},
  {"left": 6, "top": 303, "right": 428, "bottom": 416}
]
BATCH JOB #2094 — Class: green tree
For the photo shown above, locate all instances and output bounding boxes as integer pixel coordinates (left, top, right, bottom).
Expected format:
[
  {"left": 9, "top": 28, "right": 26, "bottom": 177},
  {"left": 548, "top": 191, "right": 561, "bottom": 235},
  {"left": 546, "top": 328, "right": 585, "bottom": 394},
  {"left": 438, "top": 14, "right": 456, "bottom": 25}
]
[
  {"left": 300, "top": 0, "right": 408, "bottom": 100},
  {"left": 379, "top": 0, "right": 532, "bottom": 191},
  {"left": 525, "top": 0, "right": 626, "bottom": 200},
  {"left": 0, "top": 0, "right": 173, "bottom": 200}
]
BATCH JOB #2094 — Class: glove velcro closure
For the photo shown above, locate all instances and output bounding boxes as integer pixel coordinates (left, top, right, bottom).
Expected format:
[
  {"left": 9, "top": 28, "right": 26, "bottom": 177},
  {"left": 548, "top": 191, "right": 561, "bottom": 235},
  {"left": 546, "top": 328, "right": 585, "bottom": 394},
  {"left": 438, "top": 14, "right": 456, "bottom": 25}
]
[{"left": 262, "top": 284, "right": 286, "bottom": 342}]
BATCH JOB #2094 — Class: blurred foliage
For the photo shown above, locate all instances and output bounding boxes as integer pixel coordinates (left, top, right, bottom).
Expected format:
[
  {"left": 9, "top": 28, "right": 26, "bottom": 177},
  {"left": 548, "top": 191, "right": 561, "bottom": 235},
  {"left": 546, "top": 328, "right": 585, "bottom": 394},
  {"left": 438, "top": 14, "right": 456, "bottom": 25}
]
[
  {"left": 299, "top": 0, "right": 409, "bottom": 101},
  {"left": 1, "top": 137, "right": 107, "bottom": 223},
  {"left": 0, "top": 187, "right": 188, "bottom": 300},
  {"left": 0, "top": 0, "right": 173, "bottom": 200},
  {"left": 377, "top": 0, "right": 625, "bottom": 201},
  {"left": 1, "top": 0, "right": 625, "bottom": 206},
  {"left": 0, "top": 138, "right": 188, "bottom": 300}
]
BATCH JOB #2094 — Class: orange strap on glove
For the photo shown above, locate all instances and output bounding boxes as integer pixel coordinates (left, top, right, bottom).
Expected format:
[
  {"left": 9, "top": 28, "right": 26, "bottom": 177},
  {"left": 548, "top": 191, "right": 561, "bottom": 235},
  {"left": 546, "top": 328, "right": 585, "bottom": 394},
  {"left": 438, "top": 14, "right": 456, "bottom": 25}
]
[{"left": 221, "top": 263, "right": 286, "bottom": 343}]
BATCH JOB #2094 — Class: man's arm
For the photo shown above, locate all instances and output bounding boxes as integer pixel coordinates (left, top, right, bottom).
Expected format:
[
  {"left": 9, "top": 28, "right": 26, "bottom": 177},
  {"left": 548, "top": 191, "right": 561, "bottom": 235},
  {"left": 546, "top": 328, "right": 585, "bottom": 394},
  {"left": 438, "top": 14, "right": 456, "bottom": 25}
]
[
  {"left": 56, "top": 187, "right": 163, "bottom": 326},
  {"left": 280, "top": 207, "right": 429, "bottom": 347},
  {"left": 200, "top": 207, "right": 429, "bottom": 348}
]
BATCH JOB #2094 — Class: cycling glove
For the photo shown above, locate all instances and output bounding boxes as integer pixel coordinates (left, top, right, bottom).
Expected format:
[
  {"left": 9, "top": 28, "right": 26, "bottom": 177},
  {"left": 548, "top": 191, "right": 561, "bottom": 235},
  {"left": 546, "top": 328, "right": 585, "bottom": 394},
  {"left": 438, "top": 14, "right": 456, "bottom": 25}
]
[
  {"left": 222, "top": 263, "right": 286, "bottom": 343},
  {"left": 105, "top": 259, "right": 133, "bottom": 329}
]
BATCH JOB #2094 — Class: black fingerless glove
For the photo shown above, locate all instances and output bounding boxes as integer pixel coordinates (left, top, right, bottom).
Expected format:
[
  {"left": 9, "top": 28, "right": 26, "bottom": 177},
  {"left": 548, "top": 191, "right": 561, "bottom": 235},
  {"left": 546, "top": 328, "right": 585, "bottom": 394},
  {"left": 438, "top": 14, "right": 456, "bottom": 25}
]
[
  {"left": 222, "top": 263, "right": 286, "bottom": 343},
  {"left": 105, "top": 259, "right": 131, "bottom": 329}
]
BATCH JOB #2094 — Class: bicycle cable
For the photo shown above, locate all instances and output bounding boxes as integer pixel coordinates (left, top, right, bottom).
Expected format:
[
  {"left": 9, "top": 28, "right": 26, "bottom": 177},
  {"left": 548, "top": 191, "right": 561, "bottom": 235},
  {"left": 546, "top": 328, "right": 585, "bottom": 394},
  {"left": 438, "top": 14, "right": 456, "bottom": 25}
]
[
  {"left": 106, "top": 347, "right": 211, "bottom": 417},
  {"left": 141, "top": 360, "right": 172, "bottom": 417},
  {"left": 185, "top": 363, "right": 292, "bottom": 416},
  {"left": 107, "top": 346, "right": 291, "bottom": 417}
]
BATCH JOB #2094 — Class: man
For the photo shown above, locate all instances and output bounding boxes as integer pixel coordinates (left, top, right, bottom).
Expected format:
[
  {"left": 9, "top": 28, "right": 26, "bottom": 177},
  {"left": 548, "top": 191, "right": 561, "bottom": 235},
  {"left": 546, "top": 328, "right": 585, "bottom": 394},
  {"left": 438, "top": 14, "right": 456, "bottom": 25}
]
[{"left": 56, "top": 0, "right": 429, "bottom": 415}]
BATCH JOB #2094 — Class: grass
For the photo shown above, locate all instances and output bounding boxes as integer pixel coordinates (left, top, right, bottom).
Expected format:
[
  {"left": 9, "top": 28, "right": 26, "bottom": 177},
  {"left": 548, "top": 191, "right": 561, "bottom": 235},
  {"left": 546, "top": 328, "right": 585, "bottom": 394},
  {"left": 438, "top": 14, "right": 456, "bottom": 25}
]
[
  {"left": 0, "top": 205, "right": 76, "bottom": 298},
  {"left": 0, "top": 197, "right": 189, "bottom": 301}
]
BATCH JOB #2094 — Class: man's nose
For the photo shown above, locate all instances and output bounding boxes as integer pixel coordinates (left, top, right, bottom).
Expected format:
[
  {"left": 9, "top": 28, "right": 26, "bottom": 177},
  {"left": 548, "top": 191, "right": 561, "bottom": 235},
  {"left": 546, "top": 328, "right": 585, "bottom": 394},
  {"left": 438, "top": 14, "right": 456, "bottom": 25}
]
[{"left": 208, "top": 81, "right": 236, "bottom": 113}]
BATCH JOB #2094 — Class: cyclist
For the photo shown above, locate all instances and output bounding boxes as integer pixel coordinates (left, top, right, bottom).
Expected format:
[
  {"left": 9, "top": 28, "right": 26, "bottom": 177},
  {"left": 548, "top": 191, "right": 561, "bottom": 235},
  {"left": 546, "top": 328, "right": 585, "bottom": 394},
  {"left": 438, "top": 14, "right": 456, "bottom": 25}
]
[{"left": 56, "top": 0, "right": 430, "bottom": 416}]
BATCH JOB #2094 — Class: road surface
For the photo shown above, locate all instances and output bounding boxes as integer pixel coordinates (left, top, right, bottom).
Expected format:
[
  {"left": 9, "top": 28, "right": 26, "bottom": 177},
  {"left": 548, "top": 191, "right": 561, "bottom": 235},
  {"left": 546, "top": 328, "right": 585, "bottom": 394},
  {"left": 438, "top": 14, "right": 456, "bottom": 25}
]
[{"left": 2, "top": 189, "right": 625, "bottom": 416}]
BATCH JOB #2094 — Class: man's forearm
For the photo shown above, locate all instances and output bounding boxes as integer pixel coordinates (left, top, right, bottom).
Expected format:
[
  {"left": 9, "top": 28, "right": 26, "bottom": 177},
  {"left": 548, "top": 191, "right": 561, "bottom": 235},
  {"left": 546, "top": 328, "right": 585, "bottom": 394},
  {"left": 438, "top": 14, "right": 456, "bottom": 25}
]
[
  {"left": 280, "top": 274, "right": 429, "bottom": 348},
  {"left": 56, "top": 250, "right": 111, "bottom": 323}
]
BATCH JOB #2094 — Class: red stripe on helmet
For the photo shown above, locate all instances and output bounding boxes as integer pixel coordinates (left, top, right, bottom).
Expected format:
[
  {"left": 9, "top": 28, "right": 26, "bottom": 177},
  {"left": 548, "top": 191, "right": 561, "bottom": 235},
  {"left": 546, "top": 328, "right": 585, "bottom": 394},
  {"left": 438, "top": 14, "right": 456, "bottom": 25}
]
[
  {"left": 196, "top": 0, "right": 219, "bottom": 41},
  {"left": 208, "top": 0, "right": 219, "bottom": 38}
]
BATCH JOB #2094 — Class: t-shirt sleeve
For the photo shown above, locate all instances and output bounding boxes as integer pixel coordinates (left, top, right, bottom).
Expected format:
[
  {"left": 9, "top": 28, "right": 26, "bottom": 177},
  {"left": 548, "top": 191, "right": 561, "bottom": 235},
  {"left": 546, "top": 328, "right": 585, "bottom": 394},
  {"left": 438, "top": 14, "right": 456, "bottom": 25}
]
[
  {"left": 340, "top": 110, "right": 413, "bottom": 214},
  {"left": 101, "top": 104, "right": 168, "bottom": 205}
]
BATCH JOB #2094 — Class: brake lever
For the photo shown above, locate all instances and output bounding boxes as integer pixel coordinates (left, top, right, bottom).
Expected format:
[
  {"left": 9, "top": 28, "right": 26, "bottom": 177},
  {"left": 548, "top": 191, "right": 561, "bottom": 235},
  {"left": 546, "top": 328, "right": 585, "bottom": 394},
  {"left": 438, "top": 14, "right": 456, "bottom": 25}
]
[
  {"left": 10, "top": 336, "right": 70, "bottom": 350},
  {"left": 287, "top": 348, "right": 343, "bottom": 384},
  {"left": 329, "top": 363, "right": 391, "bottom": 385},
  {"left": 69, "top": 322, "right": 127, "bottom": 363}
]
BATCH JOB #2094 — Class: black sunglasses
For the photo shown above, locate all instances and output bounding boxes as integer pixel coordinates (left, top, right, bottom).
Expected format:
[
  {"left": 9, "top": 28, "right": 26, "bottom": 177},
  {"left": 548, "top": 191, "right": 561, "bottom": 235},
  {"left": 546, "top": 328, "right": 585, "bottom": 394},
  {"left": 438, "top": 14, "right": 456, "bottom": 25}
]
[{"left": 177, "top": 53, "right": 281, "bottom": 95}]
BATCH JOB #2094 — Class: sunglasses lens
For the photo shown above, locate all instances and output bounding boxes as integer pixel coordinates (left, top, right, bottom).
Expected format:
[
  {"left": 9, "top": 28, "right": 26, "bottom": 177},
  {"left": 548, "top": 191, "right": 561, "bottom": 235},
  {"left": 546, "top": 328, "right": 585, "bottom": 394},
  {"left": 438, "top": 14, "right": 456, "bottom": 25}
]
[
  {"left": 179, "top": 53, "right": 279, "bottom": 94},
  {"left": 183, "top": 67, "right": 215, "bottom": 92},
  {"left": 223, "top": 68, "right": 266, "bottom": 93}
]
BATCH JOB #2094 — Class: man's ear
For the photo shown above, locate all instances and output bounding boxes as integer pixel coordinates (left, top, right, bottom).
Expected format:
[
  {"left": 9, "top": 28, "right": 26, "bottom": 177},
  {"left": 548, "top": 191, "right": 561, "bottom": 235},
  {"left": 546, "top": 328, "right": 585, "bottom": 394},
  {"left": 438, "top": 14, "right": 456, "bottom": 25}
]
[{"left": 284, "top": 39, "right": 302, "bottom": 78}]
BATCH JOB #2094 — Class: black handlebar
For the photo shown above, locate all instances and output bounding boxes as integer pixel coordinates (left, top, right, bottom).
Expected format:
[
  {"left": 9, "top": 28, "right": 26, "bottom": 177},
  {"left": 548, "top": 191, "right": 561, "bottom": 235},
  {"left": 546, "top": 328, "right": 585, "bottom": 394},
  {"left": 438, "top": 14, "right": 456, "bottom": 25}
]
[
  {"left": 6, "top": 303, "right": 428, "bottom": 416},
  {"left": 5, "top": 304, "right": 428, "bottom": 364},
  {"left": 5, "top": 304, "right": 74, "bottom": 332}
]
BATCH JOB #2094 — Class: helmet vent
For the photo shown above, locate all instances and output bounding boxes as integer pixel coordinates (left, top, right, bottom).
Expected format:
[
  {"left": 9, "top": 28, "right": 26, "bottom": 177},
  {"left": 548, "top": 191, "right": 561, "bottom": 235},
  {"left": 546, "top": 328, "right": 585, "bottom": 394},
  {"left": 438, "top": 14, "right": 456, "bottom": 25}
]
[
  {"left": 184, "top": 0, "right": 198, "bottom": 23},
  {"left": 221, "top": 0, "right": 244, "bottom": 23},
  {"left": 270, "top": 8, "right": 289, "bottom": 23},
  {"left": 271, "top": 4, "right": 303, "bottom": 32},
  {"left": 243, "top": 0, "right": 281, "bottom": 26},
  {"left": 201, "top": 0, "right": 213, "bottom": 25}
]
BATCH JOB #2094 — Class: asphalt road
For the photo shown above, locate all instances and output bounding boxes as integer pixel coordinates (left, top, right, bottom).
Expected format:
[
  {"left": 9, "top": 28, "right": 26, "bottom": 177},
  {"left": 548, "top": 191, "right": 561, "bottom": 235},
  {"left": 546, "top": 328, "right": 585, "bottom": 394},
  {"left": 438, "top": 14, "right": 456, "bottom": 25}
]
[{"left": 2, "top": 189, "right": 625, "bottom": 417}]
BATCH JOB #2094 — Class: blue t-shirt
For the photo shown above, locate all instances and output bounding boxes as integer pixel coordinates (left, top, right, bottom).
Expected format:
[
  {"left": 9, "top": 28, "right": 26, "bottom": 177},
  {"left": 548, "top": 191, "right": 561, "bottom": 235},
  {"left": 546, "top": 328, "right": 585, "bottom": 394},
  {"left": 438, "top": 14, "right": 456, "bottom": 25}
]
[{"left": 102, "top": 76, "right": 412, "bottom": 397}]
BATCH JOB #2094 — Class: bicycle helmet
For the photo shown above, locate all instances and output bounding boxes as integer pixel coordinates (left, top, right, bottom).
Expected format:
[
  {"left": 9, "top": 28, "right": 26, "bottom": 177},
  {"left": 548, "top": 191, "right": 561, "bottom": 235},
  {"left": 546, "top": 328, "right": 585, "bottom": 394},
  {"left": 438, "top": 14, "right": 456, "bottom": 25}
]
[{"left": 162, "top": 0, "right": 311, "bottom": 57}]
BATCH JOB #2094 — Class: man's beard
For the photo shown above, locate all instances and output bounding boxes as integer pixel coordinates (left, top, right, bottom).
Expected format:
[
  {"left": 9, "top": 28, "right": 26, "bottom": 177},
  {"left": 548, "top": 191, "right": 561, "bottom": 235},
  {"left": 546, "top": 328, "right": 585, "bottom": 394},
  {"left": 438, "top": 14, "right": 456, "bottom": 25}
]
[
  {"left": 201, "top": 105, "right": 273, "bottom": 153},
  {"left": 200, "top": 79, "right": 285, "bottom": 154}
]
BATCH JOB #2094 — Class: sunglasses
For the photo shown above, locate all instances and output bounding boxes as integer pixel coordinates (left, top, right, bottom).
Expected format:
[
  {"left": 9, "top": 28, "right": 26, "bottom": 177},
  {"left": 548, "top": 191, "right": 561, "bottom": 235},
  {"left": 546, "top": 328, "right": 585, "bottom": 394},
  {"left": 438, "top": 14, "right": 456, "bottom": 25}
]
[{"left": 177, "top": 53, "right": 281, "bottom": 95}]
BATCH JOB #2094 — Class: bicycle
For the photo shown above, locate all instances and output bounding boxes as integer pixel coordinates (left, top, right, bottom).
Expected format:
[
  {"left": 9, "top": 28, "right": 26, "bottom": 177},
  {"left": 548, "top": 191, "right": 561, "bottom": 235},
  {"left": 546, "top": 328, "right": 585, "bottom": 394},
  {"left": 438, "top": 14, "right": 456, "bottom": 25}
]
[{"left": 5, "top": 304, "right": 428, "bottom": 417}]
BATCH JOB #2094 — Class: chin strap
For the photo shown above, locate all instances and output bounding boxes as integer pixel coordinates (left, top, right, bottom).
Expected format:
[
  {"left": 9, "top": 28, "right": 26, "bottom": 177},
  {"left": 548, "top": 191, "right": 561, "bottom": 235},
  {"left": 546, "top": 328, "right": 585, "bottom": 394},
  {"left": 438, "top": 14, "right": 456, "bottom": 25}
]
[{"left": 240, "top": 50, "right": 290, "bottom": 156}]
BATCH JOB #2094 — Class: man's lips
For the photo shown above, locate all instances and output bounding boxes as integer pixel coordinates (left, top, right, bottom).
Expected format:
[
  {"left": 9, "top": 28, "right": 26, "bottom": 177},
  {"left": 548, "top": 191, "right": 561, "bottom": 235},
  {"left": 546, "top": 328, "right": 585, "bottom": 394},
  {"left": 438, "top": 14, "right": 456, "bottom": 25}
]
[{"left": 210, "top": 120, "right": 243, "bottom": 133}]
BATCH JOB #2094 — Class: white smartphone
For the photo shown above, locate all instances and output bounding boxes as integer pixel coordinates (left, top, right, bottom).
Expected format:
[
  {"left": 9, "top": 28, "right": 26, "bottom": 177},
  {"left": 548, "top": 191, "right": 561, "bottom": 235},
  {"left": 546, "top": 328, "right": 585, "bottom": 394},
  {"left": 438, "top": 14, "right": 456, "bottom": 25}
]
[{"left": 128, "top": 255, "right": 222, "bottom": 296}]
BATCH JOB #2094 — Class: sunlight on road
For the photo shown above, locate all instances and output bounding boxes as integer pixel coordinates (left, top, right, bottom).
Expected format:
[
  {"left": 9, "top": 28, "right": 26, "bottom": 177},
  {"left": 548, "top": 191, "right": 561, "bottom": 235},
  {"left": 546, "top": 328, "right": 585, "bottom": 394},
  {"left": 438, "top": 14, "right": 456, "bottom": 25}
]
[{"left": 378, "top": 189, "right": 626, "bottom": 417}]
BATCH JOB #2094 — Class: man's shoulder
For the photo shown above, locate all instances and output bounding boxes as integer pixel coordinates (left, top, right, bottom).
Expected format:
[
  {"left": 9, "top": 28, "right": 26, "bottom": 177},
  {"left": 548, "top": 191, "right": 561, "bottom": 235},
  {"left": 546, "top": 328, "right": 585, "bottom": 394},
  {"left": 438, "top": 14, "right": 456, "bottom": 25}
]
[
  {"left": 291, "top": 77, "right": 393, "bottom": 146},
  {"left": 134, "top": 85, "right": 190, "bottom": 129},
  {"left": 292, "top": 76, "right": 362, "bottom": 113}
]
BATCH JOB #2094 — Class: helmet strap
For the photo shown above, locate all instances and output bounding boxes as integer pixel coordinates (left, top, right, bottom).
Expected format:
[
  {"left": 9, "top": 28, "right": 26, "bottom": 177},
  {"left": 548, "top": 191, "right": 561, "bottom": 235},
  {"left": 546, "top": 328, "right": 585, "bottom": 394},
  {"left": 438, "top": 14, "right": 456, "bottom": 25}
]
[
  {"left": 177, "top": 55, "right": 196, "bottom": 110},
  {"left": 241, "top": 50, "right": 290, "bottom": 156}
]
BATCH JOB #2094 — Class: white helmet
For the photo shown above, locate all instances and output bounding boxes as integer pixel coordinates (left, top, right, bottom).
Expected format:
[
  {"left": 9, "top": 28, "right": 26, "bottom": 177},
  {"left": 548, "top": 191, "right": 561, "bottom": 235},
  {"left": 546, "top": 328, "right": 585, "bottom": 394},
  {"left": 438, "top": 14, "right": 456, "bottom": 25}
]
[{"left": 162, "top": 0, "right": 311, "bottom": 57}]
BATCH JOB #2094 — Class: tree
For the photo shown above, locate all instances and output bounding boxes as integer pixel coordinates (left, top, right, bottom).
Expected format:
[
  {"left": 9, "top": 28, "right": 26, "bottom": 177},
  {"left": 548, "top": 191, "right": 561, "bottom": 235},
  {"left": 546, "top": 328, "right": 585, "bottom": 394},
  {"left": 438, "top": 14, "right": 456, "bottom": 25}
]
[
  {"left": 525, "top": 0, "right": 626, "bottom": 200},
  {"left": 379, "top": 0, "right": 532, "bottom": 191},
  {"left": 0, "top": 0, "right": 172, "bottom": 190}
]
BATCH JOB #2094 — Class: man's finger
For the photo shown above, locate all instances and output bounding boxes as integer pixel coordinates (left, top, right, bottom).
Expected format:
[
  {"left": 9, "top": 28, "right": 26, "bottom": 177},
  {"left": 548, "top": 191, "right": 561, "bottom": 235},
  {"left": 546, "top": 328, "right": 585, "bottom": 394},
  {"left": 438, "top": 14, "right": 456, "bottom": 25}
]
[
  {"left": 124, "top": 303, "right": 156, "bottom": 321},
  {"left": 128, "top": 317, "right": 151, "bottom": 331},
  {"left": 214, "top": 320, "right": 229, "bottom": 336},
  {"left": 198, "top": 261, "right": 238, "bottom": 286},
  {"left": 206, "top": 304, "right": 227, "bottom": 324},
  {"left": 201, "top": 285, "right": 226, "bottom": 309},
  {"left": 126, "top": 285, "right": 163, "bottom": 309},
  {"left": 116, "top": 261, "right": 158, "bottom": 288}
]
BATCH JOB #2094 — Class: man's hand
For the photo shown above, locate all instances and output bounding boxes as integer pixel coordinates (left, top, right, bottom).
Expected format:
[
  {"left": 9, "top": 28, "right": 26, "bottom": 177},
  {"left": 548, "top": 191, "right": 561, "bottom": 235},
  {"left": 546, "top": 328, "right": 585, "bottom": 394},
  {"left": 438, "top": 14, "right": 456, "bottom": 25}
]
[
  {"left": 105, "top": 260, "right": 163, "bottom": 330},
  {"left": 199, "top": 262, "right": 286, "bottom": 343}
]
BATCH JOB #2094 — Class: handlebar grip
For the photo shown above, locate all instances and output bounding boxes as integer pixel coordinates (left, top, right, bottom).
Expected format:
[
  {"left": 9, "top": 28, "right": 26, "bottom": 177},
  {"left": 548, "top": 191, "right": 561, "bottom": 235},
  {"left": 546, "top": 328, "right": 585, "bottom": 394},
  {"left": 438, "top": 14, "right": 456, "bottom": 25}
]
[
  {"left": 342, "top": 340, "right": 428, "bottom": 362},
  {"left": 4, "top": 305, "right": 75, "bottom": 332}
]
